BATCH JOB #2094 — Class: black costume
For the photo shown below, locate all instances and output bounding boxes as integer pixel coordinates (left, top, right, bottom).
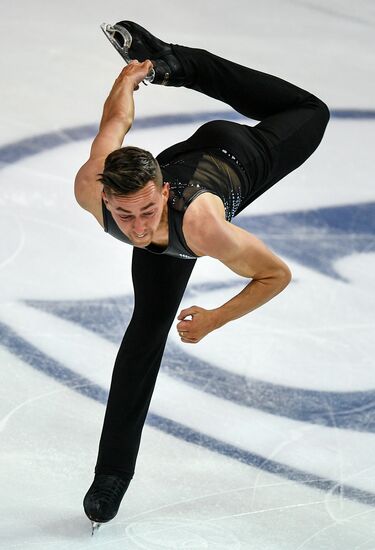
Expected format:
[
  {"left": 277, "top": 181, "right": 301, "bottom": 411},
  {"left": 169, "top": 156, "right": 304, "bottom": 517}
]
[{"left": 96, "top": 43, "right": 329, "bottom": 481}]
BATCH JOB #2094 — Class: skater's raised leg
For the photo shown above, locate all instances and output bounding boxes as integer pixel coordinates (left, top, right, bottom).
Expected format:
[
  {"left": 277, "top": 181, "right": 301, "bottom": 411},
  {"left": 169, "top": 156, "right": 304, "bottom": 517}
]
[{"left": 113, "top": 21, "right": 329, "bottom": 205}]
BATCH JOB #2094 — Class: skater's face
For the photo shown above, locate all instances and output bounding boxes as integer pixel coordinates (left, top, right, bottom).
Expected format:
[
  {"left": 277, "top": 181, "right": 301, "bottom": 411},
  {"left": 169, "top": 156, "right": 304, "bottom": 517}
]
[{"left": 102, "top": 181, "right": 170, "bottom": 246}]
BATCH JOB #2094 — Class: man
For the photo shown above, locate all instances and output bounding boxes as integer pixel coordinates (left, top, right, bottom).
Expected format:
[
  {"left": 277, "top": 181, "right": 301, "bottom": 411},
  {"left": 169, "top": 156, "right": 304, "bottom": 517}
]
[{"left": 75, "top": 21, "right": 329, "bottom": 530}]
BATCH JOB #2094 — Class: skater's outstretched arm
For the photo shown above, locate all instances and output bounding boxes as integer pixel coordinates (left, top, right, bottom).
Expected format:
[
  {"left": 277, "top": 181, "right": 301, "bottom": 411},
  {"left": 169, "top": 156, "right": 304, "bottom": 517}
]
[{"left": 74, "top": 59, "right": 153, "bottom": 221}]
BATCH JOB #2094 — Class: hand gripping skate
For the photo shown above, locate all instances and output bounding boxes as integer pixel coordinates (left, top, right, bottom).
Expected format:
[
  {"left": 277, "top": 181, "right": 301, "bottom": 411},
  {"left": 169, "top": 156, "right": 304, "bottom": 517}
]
[{"left": 100, "top": 22, "right": 155, "bottom": 84}]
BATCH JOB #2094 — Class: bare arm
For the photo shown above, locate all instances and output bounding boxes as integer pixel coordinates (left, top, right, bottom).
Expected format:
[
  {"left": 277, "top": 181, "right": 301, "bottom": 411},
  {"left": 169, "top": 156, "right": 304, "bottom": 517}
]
[
  {"left": 177, "top": 206, "right": 292, "bottom": 343},
  {"left": 74, "top": 60, "right": 154, "bottom": 219},
  {"left": 207, "top": 222, "right": 291, "bottom": 328}
]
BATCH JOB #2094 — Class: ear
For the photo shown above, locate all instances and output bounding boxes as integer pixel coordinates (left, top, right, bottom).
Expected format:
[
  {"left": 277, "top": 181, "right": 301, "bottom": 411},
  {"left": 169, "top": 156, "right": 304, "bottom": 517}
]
[
  {"left": 162, "top": 181, "right": 170, "bottom": 198},
  {"left": 102, "top": 190, "right": 109, "bottom": 207}
]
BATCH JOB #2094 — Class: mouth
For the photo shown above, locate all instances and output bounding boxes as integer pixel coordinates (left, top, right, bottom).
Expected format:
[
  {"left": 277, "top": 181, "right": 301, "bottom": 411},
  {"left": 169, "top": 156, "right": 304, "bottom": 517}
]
[{"left": 134, "top": 232, "right": 147, "bottom": 239}]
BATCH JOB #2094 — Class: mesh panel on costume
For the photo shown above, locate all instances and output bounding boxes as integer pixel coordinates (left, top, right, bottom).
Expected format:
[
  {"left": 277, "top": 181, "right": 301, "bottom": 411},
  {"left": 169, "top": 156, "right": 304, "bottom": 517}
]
[{"left": 160, "top": 151, "right": 243, "bottom": 221}]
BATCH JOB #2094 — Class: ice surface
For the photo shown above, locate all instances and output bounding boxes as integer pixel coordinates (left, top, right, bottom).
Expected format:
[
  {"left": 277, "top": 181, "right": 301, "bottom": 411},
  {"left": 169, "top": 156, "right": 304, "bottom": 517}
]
[{"left": 1, "top": 1, "right": 375, "bottom": 548}]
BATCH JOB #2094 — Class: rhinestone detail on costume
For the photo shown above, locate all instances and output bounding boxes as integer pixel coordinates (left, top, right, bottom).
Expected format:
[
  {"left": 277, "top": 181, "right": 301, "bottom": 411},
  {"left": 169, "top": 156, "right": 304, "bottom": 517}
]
[{"left": 220, "top": 148, "right": 246, "bottom": 174}]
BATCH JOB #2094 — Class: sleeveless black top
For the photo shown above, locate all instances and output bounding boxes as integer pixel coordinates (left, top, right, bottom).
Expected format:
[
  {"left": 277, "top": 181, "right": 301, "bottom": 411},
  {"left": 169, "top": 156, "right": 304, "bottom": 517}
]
[{"left": 102, "top": 148, "right": 247, "bottom": 259}]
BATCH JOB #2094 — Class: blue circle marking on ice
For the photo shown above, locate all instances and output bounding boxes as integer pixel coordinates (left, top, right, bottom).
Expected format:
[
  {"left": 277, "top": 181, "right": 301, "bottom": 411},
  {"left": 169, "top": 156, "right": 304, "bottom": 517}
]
[
  {"left": 1, "top": 316, "right": 375, "bottom": 508},
  {"left": 0, "top": 108, "right": 374, "bottom": 165},
  {"left": 1, "top": 108, "right": 375, "bottom": 507}
]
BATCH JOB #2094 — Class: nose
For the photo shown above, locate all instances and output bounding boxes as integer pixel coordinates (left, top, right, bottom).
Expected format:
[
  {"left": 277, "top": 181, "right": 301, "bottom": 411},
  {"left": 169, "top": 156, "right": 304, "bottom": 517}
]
[{"left": 133, "top": 218, "right": 146, "bottom": 233}]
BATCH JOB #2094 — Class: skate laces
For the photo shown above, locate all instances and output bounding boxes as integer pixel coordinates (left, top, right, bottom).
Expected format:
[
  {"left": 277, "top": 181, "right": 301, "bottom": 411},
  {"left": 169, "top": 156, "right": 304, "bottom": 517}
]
[{"left": 90, "top": 475, "right": 129, "bottom": 504}]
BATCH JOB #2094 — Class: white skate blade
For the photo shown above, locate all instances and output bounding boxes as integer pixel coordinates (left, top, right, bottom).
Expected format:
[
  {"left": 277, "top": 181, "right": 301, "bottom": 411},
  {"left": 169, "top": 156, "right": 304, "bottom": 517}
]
[
  {"left": 100, "top": 22, "right": 155, "bottom": 84},
  {"left": 91, "top": 521, "right": 101, "bottom": 536},
  {"left": 100, "top": 23, "right": 132, "bottom": 62}
]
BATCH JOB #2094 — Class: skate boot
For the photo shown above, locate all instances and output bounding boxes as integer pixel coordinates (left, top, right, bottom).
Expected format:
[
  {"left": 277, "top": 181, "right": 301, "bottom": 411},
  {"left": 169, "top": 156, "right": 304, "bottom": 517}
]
[
  {"left": 83, "top": 473, "right": 131, "bottom": 535},
  {"left": 100, "top": 21, "right": 187, "bottom": 86}
]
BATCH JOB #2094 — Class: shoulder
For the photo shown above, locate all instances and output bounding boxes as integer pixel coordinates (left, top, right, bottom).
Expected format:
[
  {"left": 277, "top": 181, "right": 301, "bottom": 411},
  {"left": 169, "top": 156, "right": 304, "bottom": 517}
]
[
  {"left": 184, "top": 191, "right": 225, "bottom": 222},
  {"left": 74, "top": 156, "right": 105, "bottom": 227},
  {"left": 182, "top": 192, "right": 227, "bottom": 257}
]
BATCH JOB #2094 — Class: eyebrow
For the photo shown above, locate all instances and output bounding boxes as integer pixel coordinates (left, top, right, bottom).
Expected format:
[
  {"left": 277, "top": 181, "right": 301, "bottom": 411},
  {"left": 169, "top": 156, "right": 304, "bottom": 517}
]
[{"left": 115, "top": 202, "right": 156, "bottom": 213}]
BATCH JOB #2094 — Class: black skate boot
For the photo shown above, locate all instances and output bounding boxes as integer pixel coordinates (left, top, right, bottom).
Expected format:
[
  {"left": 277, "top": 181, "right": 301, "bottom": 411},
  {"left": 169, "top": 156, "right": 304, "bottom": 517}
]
[
  {"left": 100, "top": 21, "right": 187, "bottom": 86},
  {"left": 83, "top": 473, "right": 131, "bottom": 535}
]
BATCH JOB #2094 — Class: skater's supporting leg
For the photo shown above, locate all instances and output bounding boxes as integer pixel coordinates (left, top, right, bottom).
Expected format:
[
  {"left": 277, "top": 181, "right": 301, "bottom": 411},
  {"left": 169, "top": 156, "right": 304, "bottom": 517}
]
[{"left": 95, "top": 248, "right": 196, "bottom": 479}]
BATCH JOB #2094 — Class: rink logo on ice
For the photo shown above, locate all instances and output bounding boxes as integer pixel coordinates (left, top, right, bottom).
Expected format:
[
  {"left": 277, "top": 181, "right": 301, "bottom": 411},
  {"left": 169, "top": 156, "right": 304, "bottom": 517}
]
[
  {"left": 19, "top": 200, "right": 375, "bottom": 431},
  {"left": 1, "top": 111, "right": 374, "bottom": 508}
]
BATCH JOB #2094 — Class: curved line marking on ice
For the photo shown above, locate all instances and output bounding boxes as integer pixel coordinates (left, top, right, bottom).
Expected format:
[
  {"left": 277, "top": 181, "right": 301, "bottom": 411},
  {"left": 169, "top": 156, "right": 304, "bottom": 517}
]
[{"left": 1, "top": 320, "right": 375, "bottom": 509}]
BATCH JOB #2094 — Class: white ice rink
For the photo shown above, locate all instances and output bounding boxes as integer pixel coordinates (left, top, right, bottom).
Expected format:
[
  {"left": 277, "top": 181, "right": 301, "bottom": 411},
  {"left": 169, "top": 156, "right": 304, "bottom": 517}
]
[{"left": 1, "top": 1, "right": 375, "bottom": 548}]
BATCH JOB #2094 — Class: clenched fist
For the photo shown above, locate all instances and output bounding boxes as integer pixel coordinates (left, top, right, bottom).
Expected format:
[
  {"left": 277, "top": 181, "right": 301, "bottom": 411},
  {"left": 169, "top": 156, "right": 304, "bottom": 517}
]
[{"left": 176, "top": 305, "right": 219, "bottom": 344}]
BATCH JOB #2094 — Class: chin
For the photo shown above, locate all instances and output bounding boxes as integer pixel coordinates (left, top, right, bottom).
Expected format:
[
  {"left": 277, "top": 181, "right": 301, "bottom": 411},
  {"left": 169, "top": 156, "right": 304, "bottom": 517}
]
[{"left": 132, "top": 235, "right": 152, "bottom": 246}]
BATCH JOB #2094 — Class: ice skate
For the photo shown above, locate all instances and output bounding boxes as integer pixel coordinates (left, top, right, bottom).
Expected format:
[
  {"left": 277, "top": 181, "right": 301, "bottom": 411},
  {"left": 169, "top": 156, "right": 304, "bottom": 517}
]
[
  {"left": 83, "top": 473, "right": 131, "bottom": 534},
  {"left": 100, "top": 21, "right": 187, "bottom": 86},
  {"left": 91, "top": 521, "right": 101, "bottom": 536},
  {"left": 101, "top": 22, "right": 155, "bottom": 84}
]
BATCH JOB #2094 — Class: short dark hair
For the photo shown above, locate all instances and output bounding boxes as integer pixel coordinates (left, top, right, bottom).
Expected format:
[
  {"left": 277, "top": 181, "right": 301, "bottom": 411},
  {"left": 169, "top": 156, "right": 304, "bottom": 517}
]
[{"left": 98, "top": 146, "right": 163, "bottom": 196}]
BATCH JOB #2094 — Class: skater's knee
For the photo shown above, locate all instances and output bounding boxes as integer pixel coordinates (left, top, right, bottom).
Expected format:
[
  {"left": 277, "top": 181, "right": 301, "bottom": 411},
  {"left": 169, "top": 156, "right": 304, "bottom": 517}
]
[
  {"left": 316, "top": 99, "right": 330, "bottom": 144},
  {"left": 301, "top": 95, "right": 330, "bottom": 145},
  {"left": 306, "top": 94, "right": 330, "bottom": 127},
  {"left": 317, "top": 98, "right": 330, "bottom": 127}
]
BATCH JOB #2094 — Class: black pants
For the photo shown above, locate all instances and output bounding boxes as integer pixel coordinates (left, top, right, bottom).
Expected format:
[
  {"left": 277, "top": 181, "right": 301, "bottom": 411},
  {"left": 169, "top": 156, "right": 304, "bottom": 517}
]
[{"left": 95, "top": 45, "right": 329, "bottom": 479}]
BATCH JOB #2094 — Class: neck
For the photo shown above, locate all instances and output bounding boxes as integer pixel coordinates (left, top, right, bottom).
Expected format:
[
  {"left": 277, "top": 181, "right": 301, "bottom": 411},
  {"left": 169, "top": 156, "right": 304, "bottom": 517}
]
[{"left": 152, "top": 202, "right": 169, "bottom": 245}]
